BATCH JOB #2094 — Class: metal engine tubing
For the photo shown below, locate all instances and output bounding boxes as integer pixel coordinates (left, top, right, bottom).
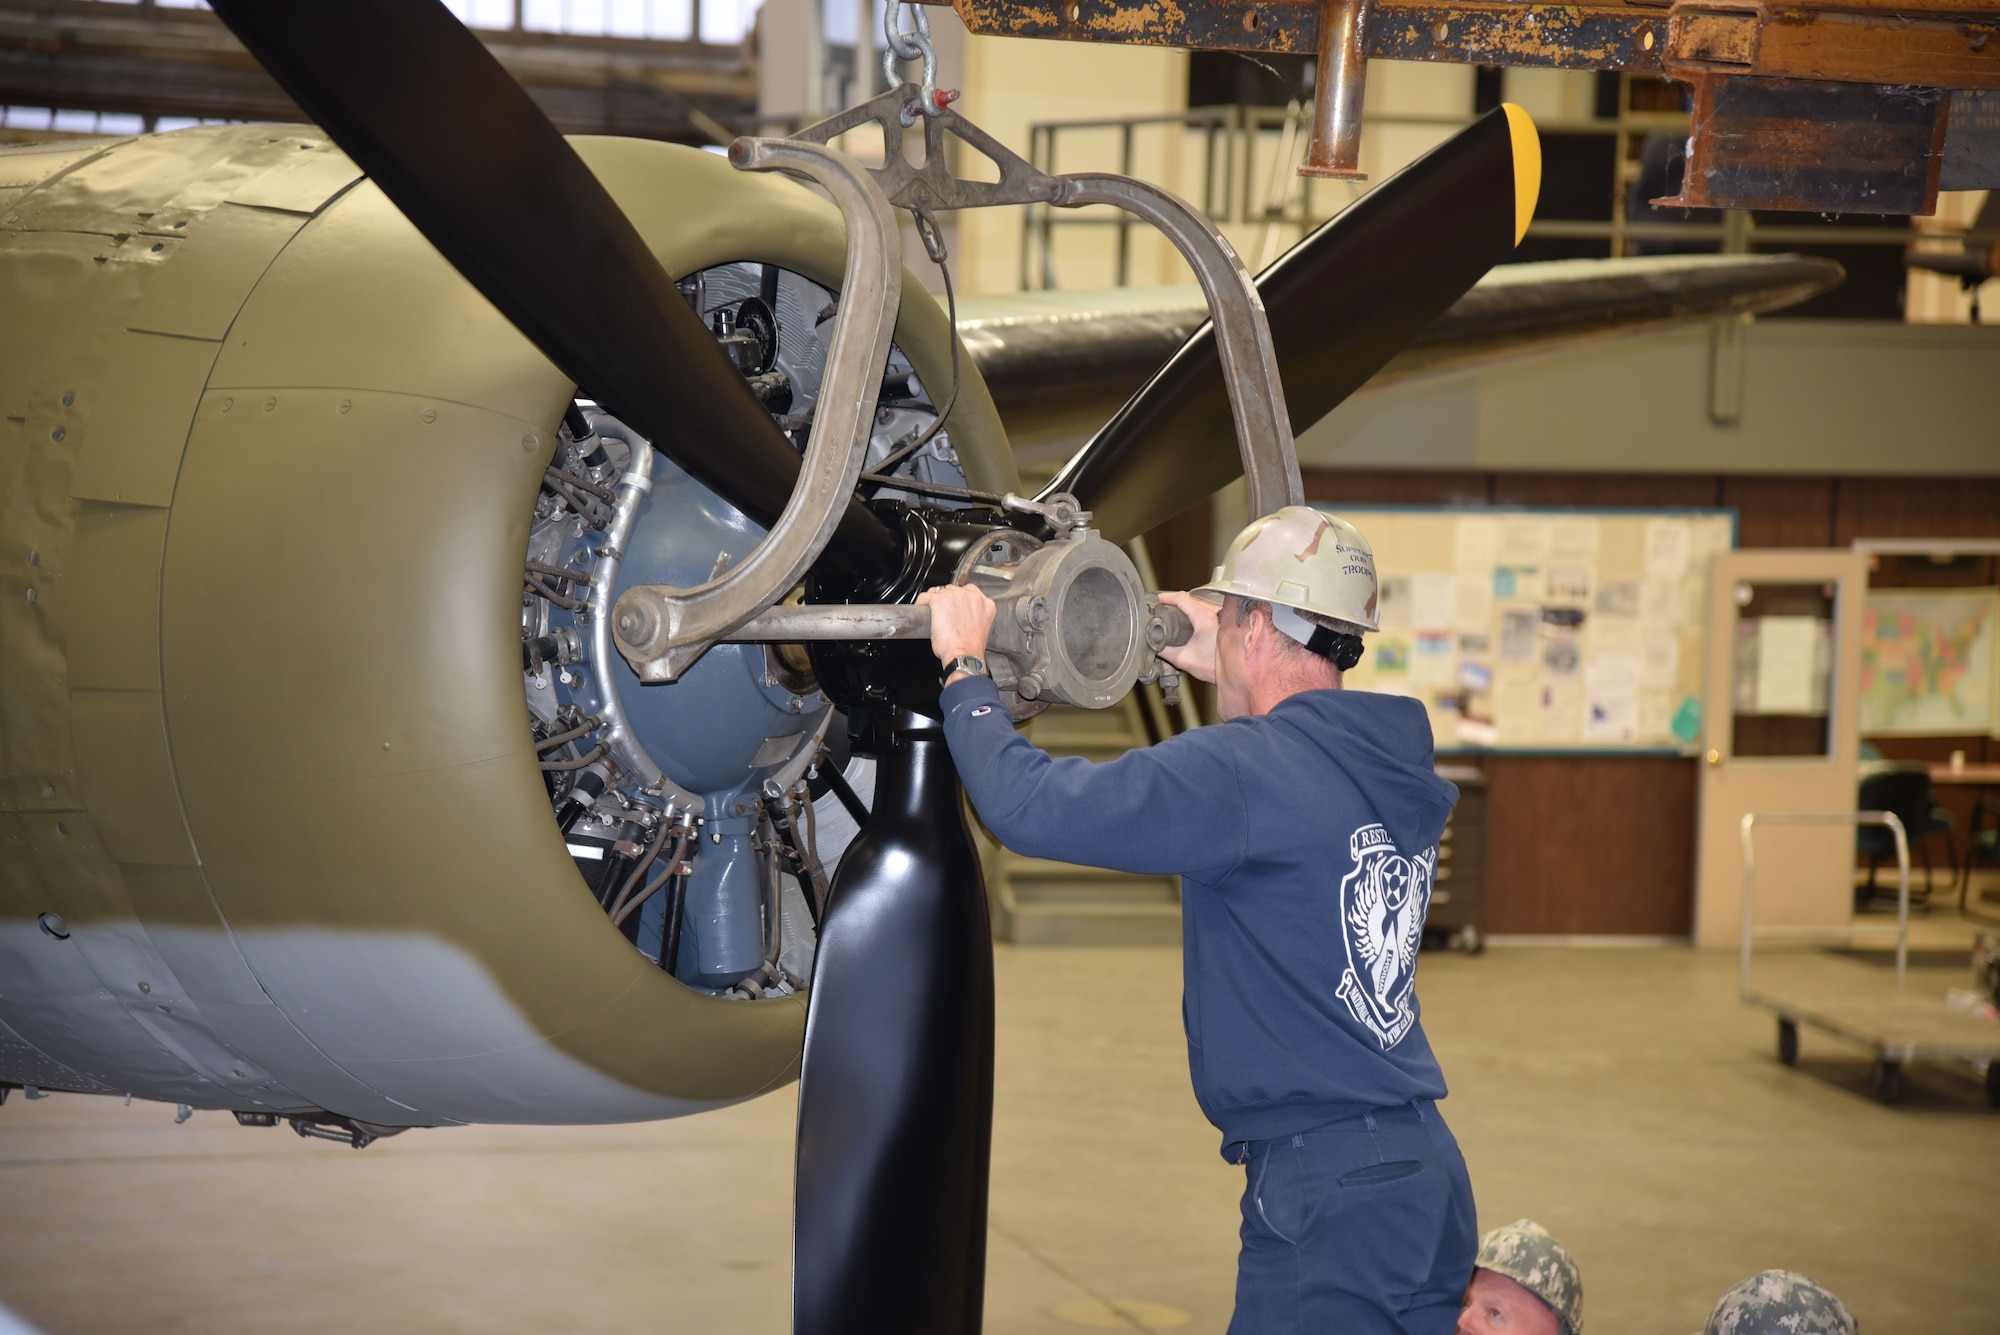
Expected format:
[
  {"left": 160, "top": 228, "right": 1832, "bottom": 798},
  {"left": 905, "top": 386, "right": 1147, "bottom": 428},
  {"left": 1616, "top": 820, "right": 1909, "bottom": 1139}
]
[
  {"left": 792, "top": 712, "right": 995, "bottom": 1335},
  {"left": 583, "top": 421, "right": 704, "bottom": 814}
]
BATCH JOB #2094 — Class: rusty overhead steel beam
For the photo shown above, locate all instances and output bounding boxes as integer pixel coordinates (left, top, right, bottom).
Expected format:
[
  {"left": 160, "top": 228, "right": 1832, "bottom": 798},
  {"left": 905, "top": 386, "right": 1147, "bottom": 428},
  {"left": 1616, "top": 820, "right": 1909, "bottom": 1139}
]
[
  {"left": 919, "top": 0, "right": 2000, "bottom": 208},
  {"left": 923, "top": 0, "right": 2000, "bottom": 89}
]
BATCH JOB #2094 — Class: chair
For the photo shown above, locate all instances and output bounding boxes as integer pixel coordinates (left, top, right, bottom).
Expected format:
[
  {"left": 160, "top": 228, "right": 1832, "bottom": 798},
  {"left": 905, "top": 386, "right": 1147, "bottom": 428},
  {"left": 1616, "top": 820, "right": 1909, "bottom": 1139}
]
[
  {"left": 1856, "top": 766, "right": 1939, "bottom": 907},
  {"left": 1928, "top": 800, "right": 1959, "bottom": 889},
  {"left": 1963, "top": 792, "right": 2000, "bottom": 920},
  {"left": 1906, "top": 191, "right": 2000, "bottom": 322}
]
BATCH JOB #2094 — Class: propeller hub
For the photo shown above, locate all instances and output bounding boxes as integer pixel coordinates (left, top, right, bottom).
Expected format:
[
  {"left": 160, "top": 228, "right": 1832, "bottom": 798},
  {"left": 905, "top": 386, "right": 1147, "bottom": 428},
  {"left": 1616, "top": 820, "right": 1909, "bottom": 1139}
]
[{"left": 965, "top": 528, "right": 1181, "bottom": 718}]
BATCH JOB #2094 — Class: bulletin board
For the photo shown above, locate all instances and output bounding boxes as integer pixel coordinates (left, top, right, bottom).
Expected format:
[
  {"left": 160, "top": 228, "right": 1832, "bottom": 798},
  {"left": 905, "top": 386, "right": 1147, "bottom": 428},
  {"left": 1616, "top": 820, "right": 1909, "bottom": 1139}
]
[{"left": 1326, "top": 506, "right": 1737, "bottom": 753}]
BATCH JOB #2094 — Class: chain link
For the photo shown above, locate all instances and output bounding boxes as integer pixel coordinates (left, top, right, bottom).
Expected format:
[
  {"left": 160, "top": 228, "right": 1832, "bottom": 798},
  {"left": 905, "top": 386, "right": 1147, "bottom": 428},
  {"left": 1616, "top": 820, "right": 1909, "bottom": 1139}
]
[{"left": 882, "top": 2, "right": 957, "bottom": 124}]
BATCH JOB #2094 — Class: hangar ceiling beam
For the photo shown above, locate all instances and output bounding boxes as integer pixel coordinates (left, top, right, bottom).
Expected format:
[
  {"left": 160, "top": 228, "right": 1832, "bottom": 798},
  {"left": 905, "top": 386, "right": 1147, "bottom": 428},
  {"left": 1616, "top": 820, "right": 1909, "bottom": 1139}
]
[{"left": 0, "top": 1, "right": 754, "bottom": 142}]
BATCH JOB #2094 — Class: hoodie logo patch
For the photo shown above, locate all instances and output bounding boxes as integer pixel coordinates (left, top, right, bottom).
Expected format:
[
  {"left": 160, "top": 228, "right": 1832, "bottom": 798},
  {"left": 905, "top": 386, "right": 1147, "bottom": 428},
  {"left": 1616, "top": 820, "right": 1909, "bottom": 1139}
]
[
  {"left": 1334, "top": 823, "right": 1434, "bottom": 1049},
  {"left": 970, "top": 705, "right": 993, "bottom": 718}
]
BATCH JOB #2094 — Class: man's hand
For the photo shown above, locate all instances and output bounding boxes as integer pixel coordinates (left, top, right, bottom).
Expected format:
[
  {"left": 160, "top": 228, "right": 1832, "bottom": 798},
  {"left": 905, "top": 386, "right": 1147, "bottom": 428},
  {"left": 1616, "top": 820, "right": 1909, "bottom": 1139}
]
[
  {"left": 1157, "top": 590, "right": 1218, "bottom": 683},
  {"left": 916, "top": 583, "right": 996, "bottom": 678}
]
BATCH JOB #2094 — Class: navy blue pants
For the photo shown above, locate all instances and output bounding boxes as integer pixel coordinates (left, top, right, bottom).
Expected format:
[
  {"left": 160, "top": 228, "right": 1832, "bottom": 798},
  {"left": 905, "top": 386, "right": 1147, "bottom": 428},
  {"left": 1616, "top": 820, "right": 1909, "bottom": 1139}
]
[{"left": 1224, "top": 1100, "right": 1477, "bottom": 1334}]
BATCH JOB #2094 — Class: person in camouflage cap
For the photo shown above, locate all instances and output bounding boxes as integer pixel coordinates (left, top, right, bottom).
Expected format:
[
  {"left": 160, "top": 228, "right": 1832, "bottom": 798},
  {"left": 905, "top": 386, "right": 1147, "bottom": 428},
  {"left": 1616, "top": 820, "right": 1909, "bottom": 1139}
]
[
  {"left": 1701, "top": 1270, "right": 1856, "bottom": 1335},
  {"left": 1457, "top": 1219, "right": 1581, "bottom": 1335}
]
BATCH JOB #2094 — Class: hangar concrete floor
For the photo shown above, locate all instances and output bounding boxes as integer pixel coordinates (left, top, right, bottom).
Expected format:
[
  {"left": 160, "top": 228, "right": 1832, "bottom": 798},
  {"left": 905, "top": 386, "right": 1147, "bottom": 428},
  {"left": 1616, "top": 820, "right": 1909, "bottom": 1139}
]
[{"left": 1, "top": 918, "right": 1995, "bottom": 1335}]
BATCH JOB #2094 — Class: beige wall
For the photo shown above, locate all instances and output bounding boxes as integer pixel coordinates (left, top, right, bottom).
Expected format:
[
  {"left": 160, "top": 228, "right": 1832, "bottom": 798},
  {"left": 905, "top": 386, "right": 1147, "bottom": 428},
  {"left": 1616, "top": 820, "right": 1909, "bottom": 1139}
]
[
  {"left": 950, "top": 46, "right": 1478, "bottom": 295},
  {"left": 1226, "top": 59, "right": 1475, "bottom": 272},
  {"left": 1300, "top": 318, "right": 2000, "bottom": 477},
  {"left": 1907, "top": 190, "right": 1998, "bottom": 326},
  {"left": 952, "top": 23, "right": 1190, "bottom": 295},
  {"left": 1500, "top": 68, "right": 1598, "bottom": 125}
]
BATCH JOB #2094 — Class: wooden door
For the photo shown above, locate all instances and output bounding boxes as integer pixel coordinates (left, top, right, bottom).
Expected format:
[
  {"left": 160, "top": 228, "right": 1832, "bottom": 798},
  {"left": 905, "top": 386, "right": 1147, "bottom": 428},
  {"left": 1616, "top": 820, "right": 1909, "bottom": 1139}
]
[{"left": 1694, "top": 549, "right": 1867, "bottom": 946}]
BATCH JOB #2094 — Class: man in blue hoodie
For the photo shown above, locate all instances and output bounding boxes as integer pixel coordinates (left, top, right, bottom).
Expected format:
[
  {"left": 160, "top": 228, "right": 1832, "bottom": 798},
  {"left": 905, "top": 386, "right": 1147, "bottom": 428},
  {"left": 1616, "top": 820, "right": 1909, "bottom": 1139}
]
[{"left": 918, "top": 505, "right": 1475, "bottom": 1334}]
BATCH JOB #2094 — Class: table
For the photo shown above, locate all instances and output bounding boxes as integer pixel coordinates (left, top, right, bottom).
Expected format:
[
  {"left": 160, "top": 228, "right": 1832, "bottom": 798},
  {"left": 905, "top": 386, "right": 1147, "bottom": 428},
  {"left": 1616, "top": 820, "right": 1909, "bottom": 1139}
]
[{"left": 1929, "top": 762, "right": 2000, "bottom": 787}]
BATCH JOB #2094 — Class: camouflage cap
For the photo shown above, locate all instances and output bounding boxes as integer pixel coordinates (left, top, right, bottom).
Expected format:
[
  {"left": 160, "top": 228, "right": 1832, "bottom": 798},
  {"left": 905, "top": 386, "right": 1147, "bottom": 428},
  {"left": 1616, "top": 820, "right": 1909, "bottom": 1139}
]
[
  {"left": 1474, "top": 1219, "right": 1582, "bottom": 1334},
  {"left": 1702, "top": 1270, "right": 1857, "bottom": 1335}
]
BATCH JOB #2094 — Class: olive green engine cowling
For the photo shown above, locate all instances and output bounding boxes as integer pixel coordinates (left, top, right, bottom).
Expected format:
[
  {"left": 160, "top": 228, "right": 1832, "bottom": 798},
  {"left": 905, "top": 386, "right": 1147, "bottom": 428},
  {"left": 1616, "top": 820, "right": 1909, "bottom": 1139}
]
[{"left": 0, "top": 126, "right": 1012, "bottom": 1123}]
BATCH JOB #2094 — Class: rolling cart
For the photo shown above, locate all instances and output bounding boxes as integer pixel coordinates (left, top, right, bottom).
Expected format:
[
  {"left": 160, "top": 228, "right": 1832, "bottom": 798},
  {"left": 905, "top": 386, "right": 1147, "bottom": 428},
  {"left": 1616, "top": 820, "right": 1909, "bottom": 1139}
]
[
  {"left": 1739, "top": 810, "right": 2000, "bottom": 1106},
  {"left": 1428, "top": 766, "right": 1486, "bottom": 954}
]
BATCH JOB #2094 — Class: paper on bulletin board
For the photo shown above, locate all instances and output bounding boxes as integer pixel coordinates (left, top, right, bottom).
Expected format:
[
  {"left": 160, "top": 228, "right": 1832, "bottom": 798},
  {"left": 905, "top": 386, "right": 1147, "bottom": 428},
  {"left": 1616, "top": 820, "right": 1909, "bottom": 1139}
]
[
  {"left": 1542, "top": 628, "right": 1582, "bottom": 679},
  {"left": 1641, "top": 578, "right": 1680, "bottom": 626},
  {"left": 1495, "top": 566, "right": 1546, "bottom": 602},
  {"left": 1412, "top": 632, "right": 1457, "bottom": 687},
  {"left": 1499, "top": 607, "right": 1539, "bottom": 663},
  {"left": 1591, "top": 614, "right": 1642, "bottom": 657},
  {"left": 1411, "top": 572, "right": 1455, "bottom": 632},
  {"left": 1583, "top": 654, "right": 1641, "bottom": 742},
  {"left": 1493, "top": 674, "right": 1542, "bottom": 744},
  {"left": 1378, "top": 574, "right": 1412, "bottom": 628},
  {"left": 1455, "top": 516, "right": 1502, "bottom": 570},
  {"left": 1547, "top": 565, "right": 1594, "bottom": 604},
  {"left": 1638, "top": 689, "right": 1675, "bottom": 740},
  {"left": 1453, "top": 570, "right": 1494, "bottom": 631},
  {"left": 1541, "top": 680, "right": 1583, "bottom": 742},
  {"left": 1645, "top": 519, "right": 1691, "bottom": 578},
  {"left": 1596, "top": 579, "right": 1641, "bottom": 618},
  {"left": 1640, "top": 628, "right": 1681, "bottom": 689},
  {"left": 1502, "top": 515, "right": 1552, "bottom": 565},
  {"left": 1551, "top": 517, "right": 1601, "bottom": 565}
]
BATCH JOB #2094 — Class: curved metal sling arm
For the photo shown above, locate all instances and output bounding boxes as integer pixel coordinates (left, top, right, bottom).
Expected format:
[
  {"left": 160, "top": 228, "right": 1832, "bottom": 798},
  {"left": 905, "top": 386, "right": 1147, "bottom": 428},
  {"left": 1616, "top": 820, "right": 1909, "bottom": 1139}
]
[
  {"left": 794, "top": 85, "right": 1303, "bottom": 524},
  {"left": 611, "top": 137, "right": 902, "bottom": 682},
  {"left": 1051, "top": 173, "right": 1303, "bottom": 520}
]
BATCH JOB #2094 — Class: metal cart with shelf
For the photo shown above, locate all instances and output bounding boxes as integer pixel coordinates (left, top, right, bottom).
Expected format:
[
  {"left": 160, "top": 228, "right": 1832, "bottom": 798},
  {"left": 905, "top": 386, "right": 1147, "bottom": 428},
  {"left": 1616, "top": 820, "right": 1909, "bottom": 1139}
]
[{"left": 1740, "top": 810, "right": 2000, "bottom": 1106}]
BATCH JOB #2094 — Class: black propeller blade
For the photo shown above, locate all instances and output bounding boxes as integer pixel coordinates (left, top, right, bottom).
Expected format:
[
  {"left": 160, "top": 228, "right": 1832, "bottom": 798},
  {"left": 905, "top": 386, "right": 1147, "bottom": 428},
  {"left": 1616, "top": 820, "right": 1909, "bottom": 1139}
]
[
  {"left": 206, "top": 0, "right": 898, "bottom": 575},
  {"left": 793, "top": 716, "right": 994, "bottom": 1334},
  {"left": 1042, "top": 106, "right": 1539, "bottom": 543}
]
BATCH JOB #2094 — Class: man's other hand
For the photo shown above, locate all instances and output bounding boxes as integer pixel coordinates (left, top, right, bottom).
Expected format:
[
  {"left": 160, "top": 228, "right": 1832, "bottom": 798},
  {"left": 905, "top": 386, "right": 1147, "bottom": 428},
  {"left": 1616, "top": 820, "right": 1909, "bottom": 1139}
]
[
  {"left": 1156, "top": 591, "right": 1218, "bottom": 683},
  {"left": 916, "top": 583, "right": 996, "bottom": 673}
]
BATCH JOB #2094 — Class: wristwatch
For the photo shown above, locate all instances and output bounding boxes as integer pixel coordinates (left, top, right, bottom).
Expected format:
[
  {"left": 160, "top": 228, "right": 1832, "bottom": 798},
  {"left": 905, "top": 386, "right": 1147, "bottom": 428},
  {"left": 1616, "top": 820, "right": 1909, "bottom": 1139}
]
[{"left": 943, "top": 654, "right": 989, "bottom": 682}]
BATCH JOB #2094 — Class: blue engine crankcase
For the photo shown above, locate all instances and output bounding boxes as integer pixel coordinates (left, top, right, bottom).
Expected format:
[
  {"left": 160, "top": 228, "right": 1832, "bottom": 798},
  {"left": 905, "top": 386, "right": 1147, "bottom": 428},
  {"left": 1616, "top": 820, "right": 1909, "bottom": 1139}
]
[
  {"left": 554, "top": 446, "right": 829, "bottom": 989},
  {"left": 527, "top": 260, "right": 966, "bottom": 992}
]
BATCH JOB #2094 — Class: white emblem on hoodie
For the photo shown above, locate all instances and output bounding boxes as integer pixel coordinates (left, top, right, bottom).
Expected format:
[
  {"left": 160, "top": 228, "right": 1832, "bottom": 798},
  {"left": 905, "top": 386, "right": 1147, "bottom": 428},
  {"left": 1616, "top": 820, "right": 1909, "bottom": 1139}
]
[{"left": 1334, "top": 822, "right": 1433, "bottom": 1048}]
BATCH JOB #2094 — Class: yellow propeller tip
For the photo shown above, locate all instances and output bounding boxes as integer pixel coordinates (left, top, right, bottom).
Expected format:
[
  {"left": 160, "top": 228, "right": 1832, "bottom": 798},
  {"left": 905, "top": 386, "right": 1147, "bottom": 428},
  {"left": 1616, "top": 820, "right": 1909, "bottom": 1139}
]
[{"left": 1500, "top": 103, "right": 1541, "bottom": 247}]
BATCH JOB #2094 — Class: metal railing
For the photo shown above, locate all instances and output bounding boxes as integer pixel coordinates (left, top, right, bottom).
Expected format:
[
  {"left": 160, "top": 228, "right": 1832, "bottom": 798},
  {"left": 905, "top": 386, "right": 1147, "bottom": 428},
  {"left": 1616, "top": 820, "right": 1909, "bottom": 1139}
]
[
  {"left": 1738, "top": 810, "right": 1910, "bottom": 999},
  {"left": 1019, "top": 104, "right": 1992, "bottom": 290}
]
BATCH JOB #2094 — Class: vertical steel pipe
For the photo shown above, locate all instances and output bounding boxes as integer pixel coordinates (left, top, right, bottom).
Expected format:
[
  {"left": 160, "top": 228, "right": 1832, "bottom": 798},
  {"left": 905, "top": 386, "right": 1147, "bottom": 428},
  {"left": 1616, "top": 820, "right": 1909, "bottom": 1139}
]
[{"left": 1301, "top": 0, "right": 1370, "bottom": 179}]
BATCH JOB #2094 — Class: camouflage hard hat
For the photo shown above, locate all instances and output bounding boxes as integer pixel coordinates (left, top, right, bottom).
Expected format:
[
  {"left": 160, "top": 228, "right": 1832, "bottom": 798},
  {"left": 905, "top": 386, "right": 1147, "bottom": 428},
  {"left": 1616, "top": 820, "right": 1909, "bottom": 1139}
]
[
  {"left": 1702, "top": 1270, "right": 1856, "bottom": 1335},
  {"left": 1475, "top": 1219, "right": 1583, "bottom": 1334},
  {"left": 1194, "top": 506, "right": 1380, "bottom": 631}
]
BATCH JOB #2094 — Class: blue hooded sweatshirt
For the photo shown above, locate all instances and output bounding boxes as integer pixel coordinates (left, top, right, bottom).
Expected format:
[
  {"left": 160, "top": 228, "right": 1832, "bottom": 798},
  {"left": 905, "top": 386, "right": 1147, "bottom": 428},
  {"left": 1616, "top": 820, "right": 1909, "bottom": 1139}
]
[{"left": 941, "top": 675, "right": 1461, "bottom": 1146}]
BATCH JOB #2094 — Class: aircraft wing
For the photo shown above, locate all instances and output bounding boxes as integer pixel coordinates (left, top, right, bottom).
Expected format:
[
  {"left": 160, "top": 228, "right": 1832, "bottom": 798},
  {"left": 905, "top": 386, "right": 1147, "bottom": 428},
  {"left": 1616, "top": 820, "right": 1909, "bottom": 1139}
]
[{"left": 960, "top": 253, "right": 1845, "bottom": 466}]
